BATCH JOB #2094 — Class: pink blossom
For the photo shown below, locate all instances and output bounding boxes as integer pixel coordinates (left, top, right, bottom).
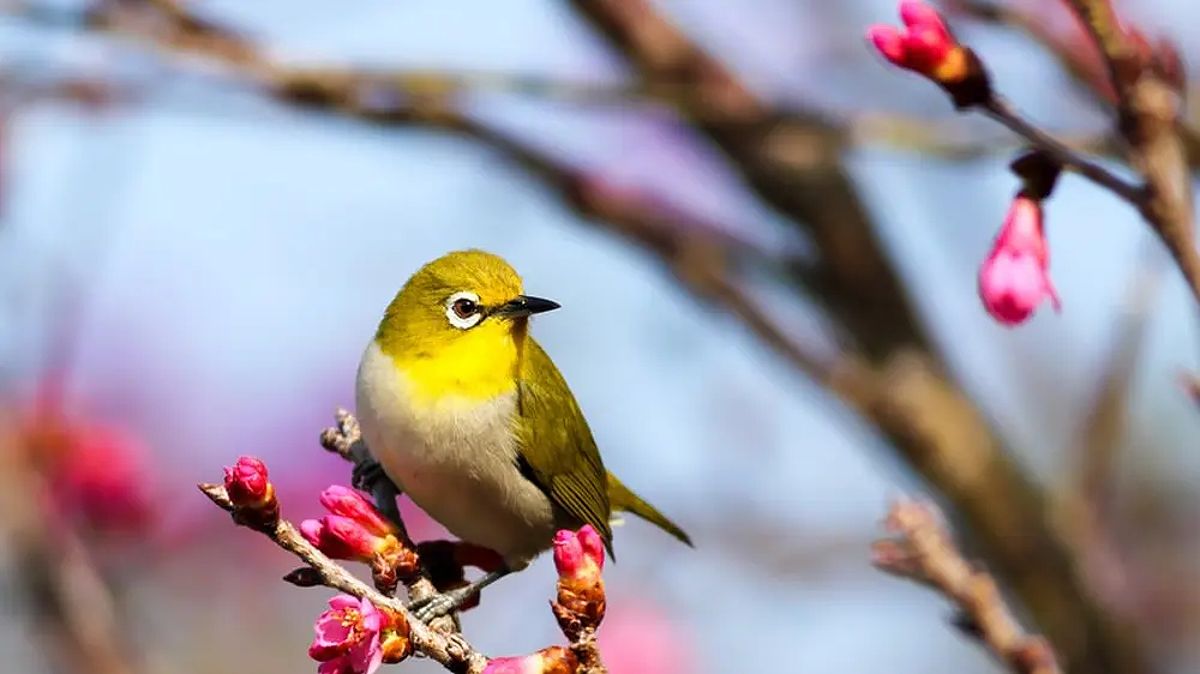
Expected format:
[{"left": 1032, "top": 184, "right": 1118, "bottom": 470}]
[
  {"left": 978, "top": 195, "right": 1060, "bottom": 325},
  {"left": 553, "top": 524, "right": 605, "bottom": 583},
  {"left": 867, "top": 1, "right": 962, "bottom": 79},
  {"left": 308, "top": 595, "right": 384, "bottom": 674},
  {"left": 318, "top": 486, "right": 393, "bottom": 537},
  {"left": 223, "top": 456, "right": 271, "bottom": 508}
]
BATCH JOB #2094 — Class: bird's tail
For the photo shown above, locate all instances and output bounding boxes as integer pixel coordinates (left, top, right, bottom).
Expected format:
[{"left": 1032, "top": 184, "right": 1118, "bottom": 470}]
[{"left": 607, "top": 472, "right": 693, "bottom": 547}]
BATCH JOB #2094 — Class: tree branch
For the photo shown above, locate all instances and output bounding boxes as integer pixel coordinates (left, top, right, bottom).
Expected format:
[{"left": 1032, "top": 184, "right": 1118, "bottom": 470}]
[
  {"left": 198, "top": 482, "right": 489, "bottom": 673},
  {"left": 981, "top": 96, "right": 1143, "bottom": 204},
  {"left": 873, "top": 499, "right": 1062, "bottom": 674},
  {"left": 1057, "top": 0, "right": 1200, "bottom": 306}
]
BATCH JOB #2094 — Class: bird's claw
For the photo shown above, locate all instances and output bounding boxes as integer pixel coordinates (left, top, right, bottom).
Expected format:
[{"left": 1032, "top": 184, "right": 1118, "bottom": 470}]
[
  {"left": 407, "top": 587, "right": 472, "bottom": 623},
  {"left": 351, "top": 457, "right": 388, "bottom": 493}
]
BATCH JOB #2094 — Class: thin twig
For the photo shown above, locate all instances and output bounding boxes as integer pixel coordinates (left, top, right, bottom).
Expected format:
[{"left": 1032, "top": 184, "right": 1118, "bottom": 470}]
[
  {"left": 198, "top": 483, "right": 488, "bottom": 673},
  {"left": 1058, "top": 0, "right": 1200, "bottom": 307},
  {"left": 981, "top": 96, "right": 1144, "bottom": 204},
  {"left": 873, "top": 499, "right": 1062, "bottom": 674}
]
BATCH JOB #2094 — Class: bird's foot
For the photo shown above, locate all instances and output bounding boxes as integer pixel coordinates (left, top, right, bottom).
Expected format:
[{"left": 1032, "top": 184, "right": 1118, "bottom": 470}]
[
  {"left": 407, "top": 586, "right": 476, "bottom": 623},
  {"left": 351, "top": 457, "right": 388, "bottom": 493}
]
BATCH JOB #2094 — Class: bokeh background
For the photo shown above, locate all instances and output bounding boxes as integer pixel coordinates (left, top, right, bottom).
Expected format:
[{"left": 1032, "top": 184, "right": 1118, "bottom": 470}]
[{"left": 1, "top": 1, "right": 1199, "bottom": 673}]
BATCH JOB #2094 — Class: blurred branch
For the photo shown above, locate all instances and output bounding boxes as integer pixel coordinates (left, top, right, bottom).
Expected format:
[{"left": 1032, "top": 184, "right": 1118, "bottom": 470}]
[
  {"left": 1060, "top": 252, "right": 1162, "bottom": 627},
  {"left": 1070, "top": 255, "right": 1161, "bottom": 514},
  {"left": 981, "top": 95, "right": 1143, "bottom": 203},
  {"left": 1181, "top": 372, "right": 1200, "bottom": 409},
  {"left": 849, "top": 112, "right": 1110, "bottom": 159},
  {"left": 0, "top": 417, "right": 136, "bottom": 674},
  {"left": 198, "top": 481, "right": 489, "bottom": 673},
  {"left": 1058, "top": 1, "right": 1200, "bottom": 305},
  {"left": 873, "top": 499, "right": 1062, "bottom": 674},
  {"left": 944, "top": 0, "right": 1200, "bottom": 166}
]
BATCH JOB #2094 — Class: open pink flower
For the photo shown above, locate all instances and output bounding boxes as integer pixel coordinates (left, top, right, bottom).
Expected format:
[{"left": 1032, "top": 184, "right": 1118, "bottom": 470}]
[
  {"left": 867, "top": 1, "right": 965, "bottom": 81},
  {"left": 978, "top": 195, "right": 1060, "bottom": 325},
  {"left": 308, "top": 595, "right": 384, "bottom": 674},
  {"left": 552, "top": 524, "right": 605, "bottom": 584}
]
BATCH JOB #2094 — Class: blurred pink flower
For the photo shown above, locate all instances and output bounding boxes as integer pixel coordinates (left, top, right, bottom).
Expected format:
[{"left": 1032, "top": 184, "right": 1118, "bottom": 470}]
[
  {"left": 599, "top": 598, "right": 696, "bottom": 674},
  {"left": 49, "top": 421, "right": 153, "bottom": 534},
  {"left": 867, "top": 1, "right": 964, "bottom": 81},
  {"left": 553, "top": 524, "right": 604, "bottom": 583},
  {"left": 308, "top": 595, "right": 384, "bottom": 674},
  {"left": 978, "top": 195, "right": 1060, "bottom": 325}
]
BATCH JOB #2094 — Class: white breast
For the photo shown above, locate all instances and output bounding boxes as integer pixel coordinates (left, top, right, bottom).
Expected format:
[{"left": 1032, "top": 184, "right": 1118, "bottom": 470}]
[{"left": 354, "top": 341, "right": 558, "bottom": 569}]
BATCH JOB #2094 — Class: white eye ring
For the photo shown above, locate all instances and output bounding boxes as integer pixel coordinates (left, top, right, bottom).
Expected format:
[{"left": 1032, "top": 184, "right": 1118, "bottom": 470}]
[{"left": 445, "top": 291, "right": 483, "bottom": 330}]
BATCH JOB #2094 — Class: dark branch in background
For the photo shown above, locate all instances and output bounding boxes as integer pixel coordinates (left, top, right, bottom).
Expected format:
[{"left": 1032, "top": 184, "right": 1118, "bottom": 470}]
[
  {"left": 3, "top": 1, "right": 1157, "bottom": 672},
  {"left": 1062, "top": 254, "right": 1162, "bottom": 625},
  {"left": 873, "top": 499, "right": 1062, "bottom": 674},
  {"left": 1059, "top": 0, "right": 1200, "bottom": 304}
]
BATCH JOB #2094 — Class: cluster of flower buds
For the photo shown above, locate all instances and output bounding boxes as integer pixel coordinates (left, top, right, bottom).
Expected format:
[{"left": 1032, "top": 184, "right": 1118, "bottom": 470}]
[
  {"left": 866, "top": 0, "right": 990, "bottom": 107},
  {"left": 301, "top": 486, "right": 420, "bottom": 594},
  {"left": 309, "top": 594, "right": 411, "bottom": 674},
  {"left": 222, "top": 455, "right": 279, "bottom": 529},
  {"left": 480, "top": 526, "right": 607, "bottom": 674}
]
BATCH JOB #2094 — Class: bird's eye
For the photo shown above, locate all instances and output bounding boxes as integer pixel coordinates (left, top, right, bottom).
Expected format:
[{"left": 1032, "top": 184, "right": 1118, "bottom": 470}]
[
  {"left": 445, "top": 291, "right": 484, "bottom": 330},
  {"left": 452, "top": 298, "right": 477, "bottom": 319}
]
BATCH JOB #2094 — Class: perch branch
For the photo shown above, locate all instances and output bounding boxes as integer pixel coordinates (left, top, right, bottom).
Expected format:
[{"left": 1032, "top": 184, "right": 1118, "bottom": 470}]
[
  {"left": 198, "top": 482, "right": 488, "bottom": 673},
  {"left": 873, "top": 499, "right": 1062, "bottom": 674}
]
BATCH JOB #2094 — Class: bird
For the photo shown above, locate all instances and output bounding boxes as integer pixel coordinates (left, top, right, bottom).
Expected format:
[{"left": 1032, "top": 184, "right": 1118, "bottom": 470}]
[{"left": 355, "top": 249, "right": 691, "bottom": 621}]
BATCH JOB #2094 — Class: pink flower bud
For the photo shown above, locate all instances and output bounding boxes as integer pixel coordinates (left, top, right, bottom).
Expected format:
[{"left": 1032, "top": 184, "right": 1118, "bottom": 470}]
[
  {"left": 301, "top": 515, "right": 380, "bottom": 562},
  {"left": 867, "top": 0, "right": 964, "bottom": 81},
  {"left": 552, "top": 524, "right": 604, "bottom": 582},
  {"left": 319, "top": 486, "right": 393, "bottom": 538},
  {"left": 978, "top": 195, "right": 1060, "bottom": 325},
  {"left": 309, "top": 595, "right": 385, "bottom": 674},
  {"left": 223, "top": 456, "right": 272, "bottom": 508},
  {"left": 483, "top": 647, "right": 577, "bottom": 674}
]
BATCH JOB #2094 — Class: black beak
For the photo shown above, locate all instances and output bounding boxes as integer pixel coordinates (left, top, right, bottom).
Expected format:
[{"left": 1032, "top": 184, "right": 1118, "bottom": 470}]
[{"left": 494, "top": 295, "right": 561, "bottom": 318}]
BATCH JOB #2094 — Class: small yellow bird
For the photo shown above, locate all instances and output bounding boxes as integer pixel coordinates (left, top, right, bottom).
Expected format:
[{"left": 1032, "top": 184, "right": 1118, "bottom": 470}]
[{"left": 356, "top": 250, "right": 690, "bottom": 619}]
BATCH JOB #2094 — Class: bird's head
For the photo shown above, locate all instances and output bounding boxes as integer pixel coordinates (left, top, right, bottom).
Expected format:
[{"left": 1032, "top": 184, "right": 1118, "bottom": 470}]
[{"left": 376, "top": 250, "right": 559, "bottom": 377}]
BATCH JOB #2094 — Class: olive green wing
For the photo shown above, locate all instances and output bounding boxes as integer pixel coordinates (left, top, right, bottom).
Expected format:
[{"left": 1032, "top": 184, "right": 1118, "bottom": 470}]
[{"left": 514, "top": 338, "right": 613, "bottom": 550}]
